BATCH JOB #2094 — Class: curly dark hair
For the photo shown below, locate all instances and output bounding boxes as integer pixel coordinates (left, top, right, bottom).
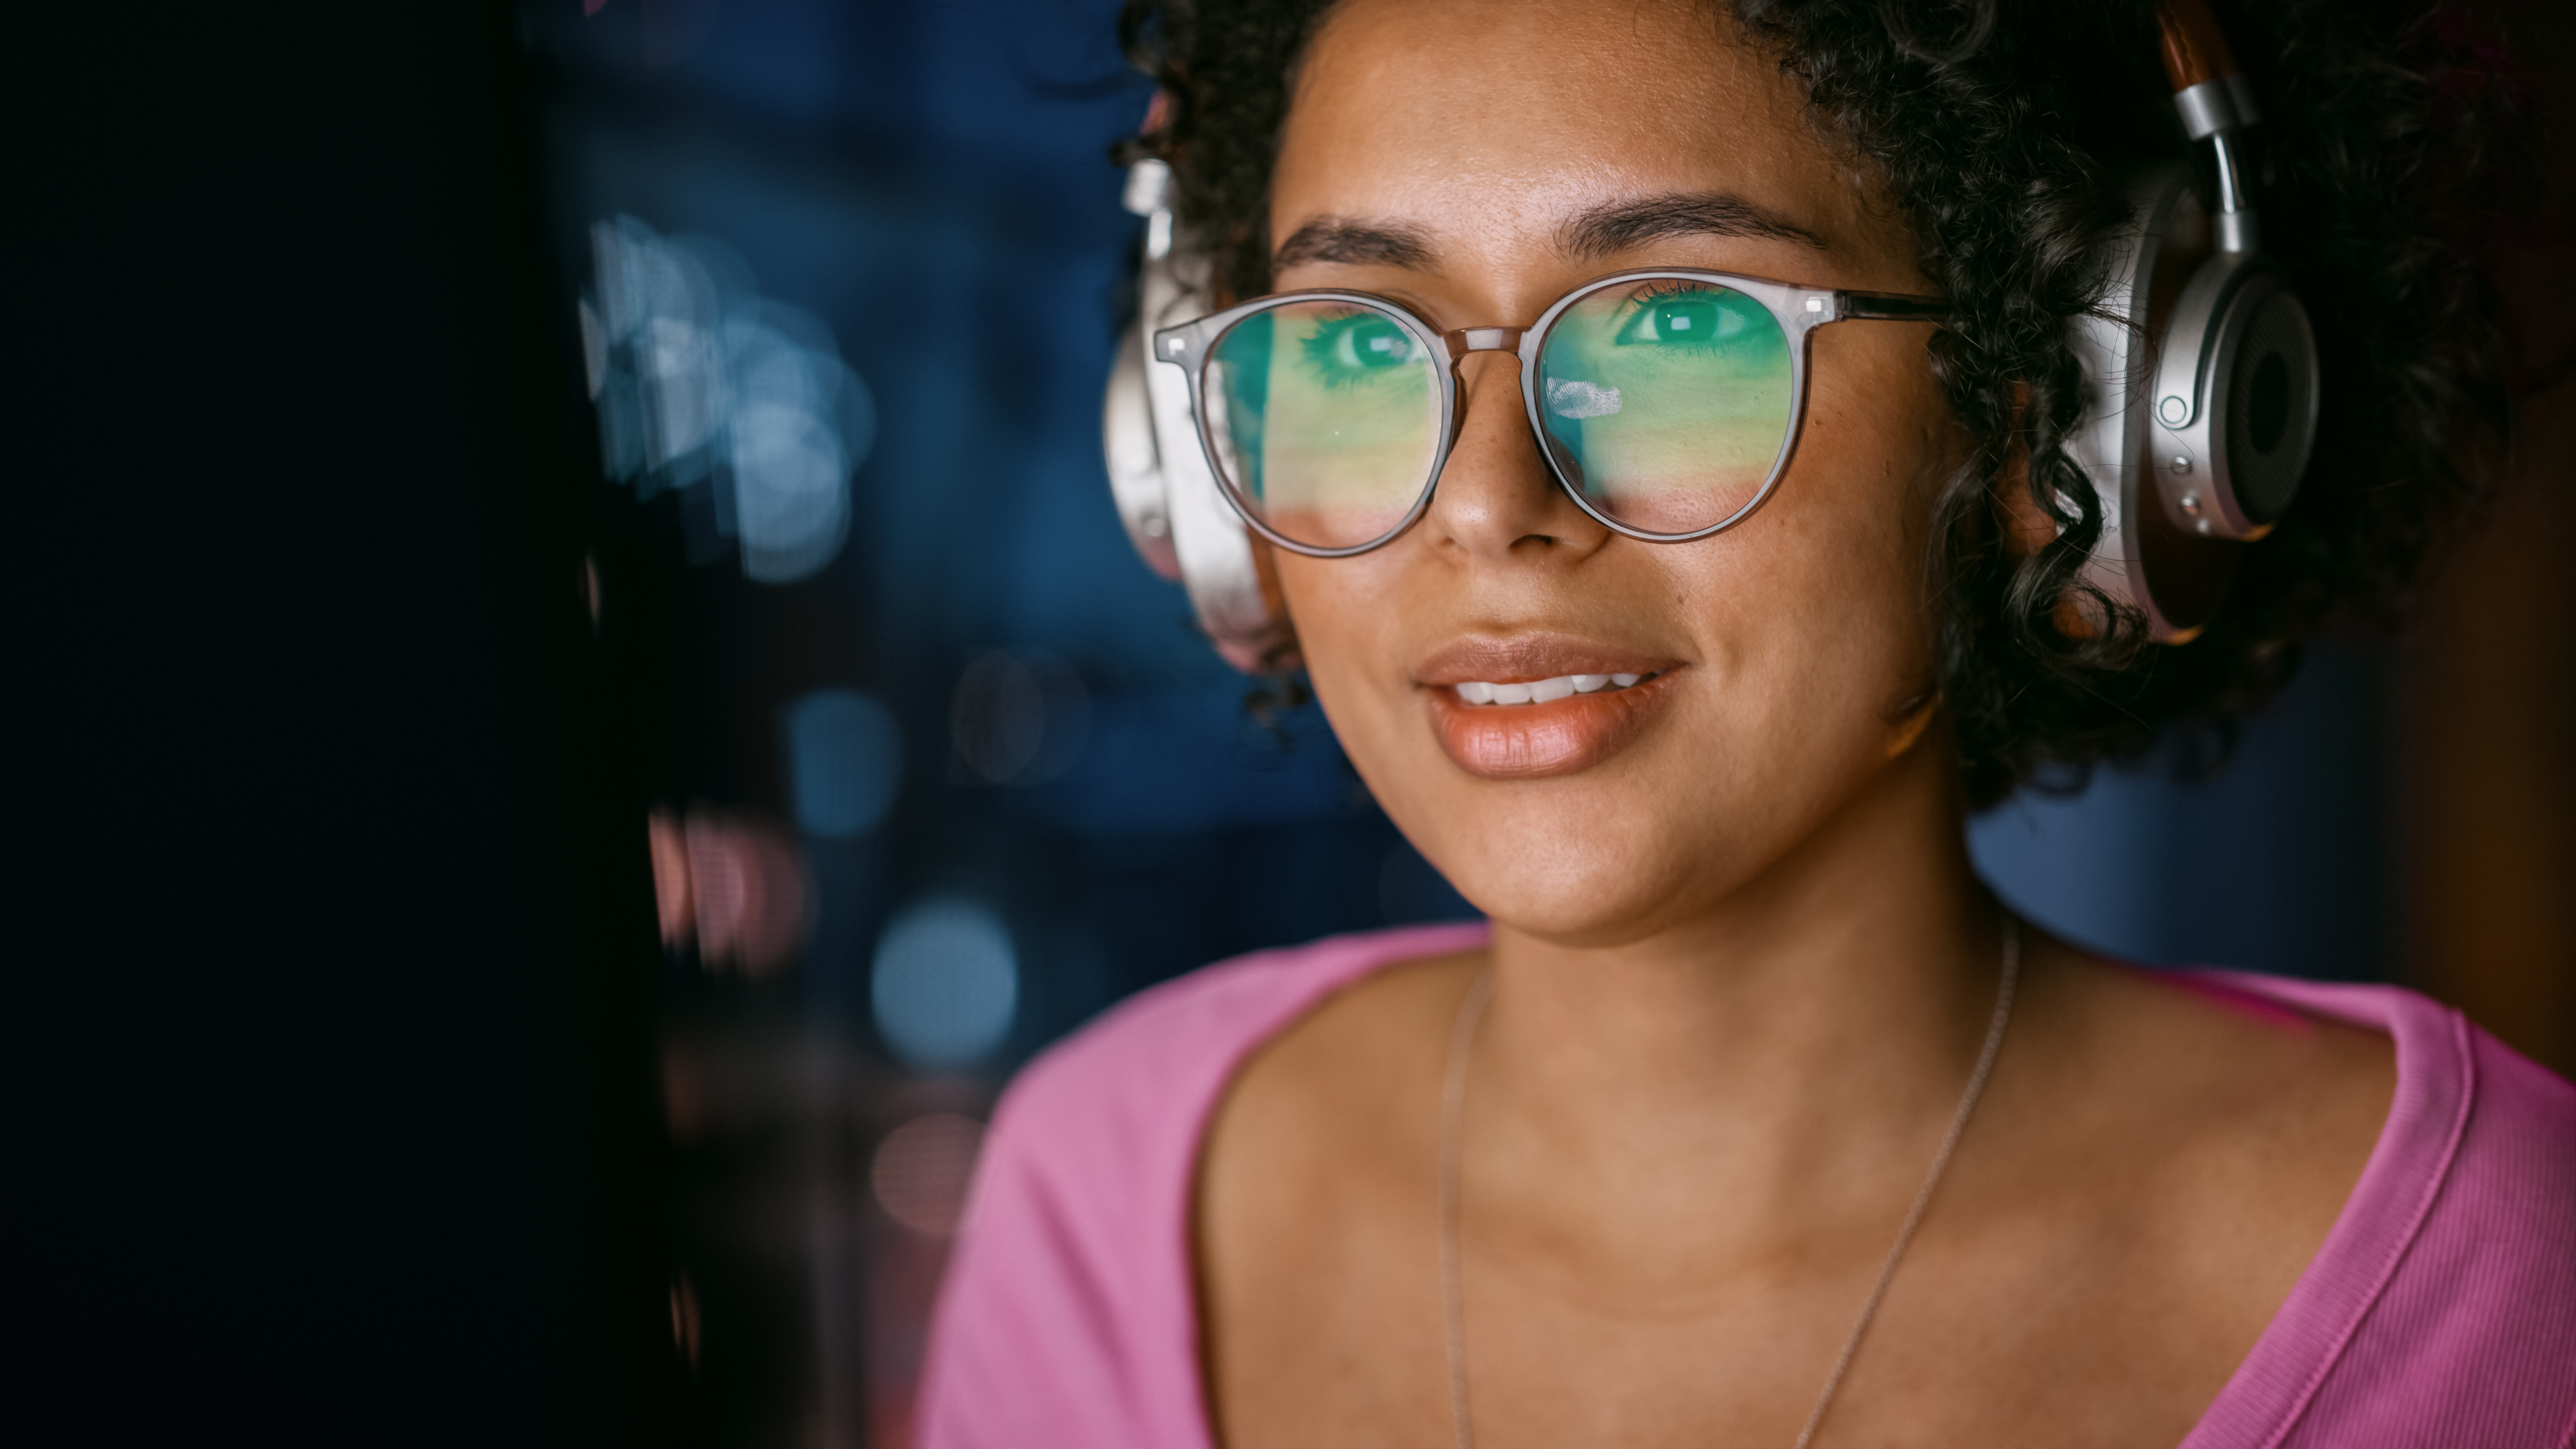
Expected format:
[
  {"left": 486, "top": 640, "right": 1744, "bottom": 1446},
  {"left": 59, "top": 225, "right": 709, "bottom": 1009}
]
[{"left": 1115, "top": 0, "right": 2521, "bottom": 807}]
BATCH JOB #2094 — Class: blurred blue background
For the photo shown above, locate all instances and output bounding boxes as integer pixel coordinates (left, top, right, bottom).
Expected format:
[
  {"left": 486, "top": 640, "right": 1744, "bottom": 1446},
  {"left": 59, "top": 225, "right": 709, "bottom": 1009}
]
[{"left": 538, "top": 0, "right": 1444, "bottom": 1039}]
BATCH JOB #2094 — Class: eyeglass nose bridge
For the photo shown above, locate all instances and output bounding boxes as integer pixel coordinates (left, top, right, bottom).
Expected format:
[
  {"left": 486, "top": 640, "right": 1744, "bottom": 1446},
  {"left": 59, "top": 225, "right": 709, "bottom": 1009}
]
[{"left": 1441, "top": 326, "right": 1525, "bottom": 363}]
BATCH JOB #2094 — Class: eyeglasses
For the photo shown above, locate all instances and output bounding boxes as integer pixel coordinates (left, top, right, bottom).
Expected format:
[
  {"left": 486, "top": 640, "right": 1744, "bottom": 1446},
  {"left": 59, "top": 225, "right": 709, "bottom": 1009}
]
[{"left": 1152, "top": 270, "right": 1947, "bottom": 557}]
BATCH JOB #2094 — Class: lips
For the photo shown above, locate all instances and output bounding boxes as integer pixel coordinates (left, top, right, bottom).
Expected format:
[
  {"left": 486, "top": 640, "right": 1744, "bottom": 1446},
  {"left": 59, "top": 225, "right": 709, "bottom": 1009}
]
[{"left": 1414, "top": 634, "right": 1683, "bottom": 779}]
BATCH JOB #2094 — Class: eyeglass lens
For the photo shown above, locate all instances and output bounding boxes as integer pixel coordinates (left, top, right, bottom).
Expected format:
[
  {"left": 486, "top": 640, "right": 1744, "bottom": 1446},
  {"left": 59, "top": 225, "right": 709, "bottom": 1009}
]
[
  {"left": 1200, "top": 280, "right": 1796, "bottom": 552},
  {"left": 1536, "top": 280, "right": 1795, "bottom": 537},
  {"left": 1204, "top": 300, "right": 1444, "bottom": 552}
]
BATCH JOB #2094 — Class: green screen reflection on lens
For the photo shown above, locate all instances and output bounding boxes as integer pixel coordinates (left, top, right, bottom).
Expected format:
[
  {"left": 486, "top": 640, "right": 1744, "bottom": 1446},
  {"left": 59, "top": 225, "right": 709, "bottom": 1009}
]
[
  {"left": 1537, "top": 282, "right": 1792, "bottom": 536},
  {"left": 1204, "top": 301, "right": 1440, "bottom": 550}
]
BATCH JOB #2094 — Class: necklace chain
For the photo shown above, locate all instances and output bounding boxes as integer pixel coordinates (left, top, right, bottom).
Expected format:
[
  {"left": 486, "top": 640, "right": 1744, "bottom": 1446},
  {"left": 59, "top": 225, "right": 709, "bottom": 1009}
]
[{"left": 1436, "top": 918, "right": 2022, "bottom": 1449}]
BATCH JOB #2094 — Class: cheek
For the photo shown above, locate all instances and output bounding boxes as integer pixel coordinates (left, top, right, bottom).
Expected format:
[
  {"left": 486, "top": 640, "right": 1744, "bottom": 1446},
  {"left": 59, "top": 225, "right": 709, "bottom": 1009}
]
[
  {"left": 1272, "top": 552, "right": 1407, "bottom": 747},
  {"left": 1699, "top": 337, "right": 1951, "bottom": 702}
]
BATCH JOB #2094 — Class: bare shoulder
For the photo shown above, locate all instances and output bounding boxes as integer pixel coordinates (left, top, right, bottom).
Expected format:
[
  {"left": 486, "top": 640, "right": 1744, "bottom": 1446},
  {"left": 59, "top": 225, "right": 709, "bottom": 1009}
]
[
  {"left": 1202, "top": 944, "right": 1485, "bottom": 1191},
  {"left": 2034, "top": 943, "right": 2396, "bottom": 1175},
  {"left": 1238, "top": 946, "right": 1484, "bottom": 1094},
  {"left": 1987, "top": 938, "right": 2397, "bottom": 1358},
  {"left": 1195, "top": 947, "right": 1484, "bottom": 1449}
]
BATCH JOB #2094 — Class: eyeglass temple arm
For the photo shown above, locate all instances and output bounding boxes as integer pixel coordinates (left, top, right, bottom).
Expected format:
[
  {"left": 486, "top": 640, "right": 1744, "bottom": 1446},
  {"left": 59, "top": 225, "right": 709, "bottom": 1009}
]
[{"left": 1836, "top": 292, "right": 1950, "bottom": 323}]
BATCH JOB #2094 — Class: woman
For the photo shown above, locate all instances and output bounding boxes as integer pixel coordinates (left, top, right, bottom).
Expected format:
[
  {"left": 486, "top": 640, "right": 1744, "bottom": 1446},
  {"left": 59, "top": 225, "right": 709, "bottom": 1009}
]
[{"left": 922, "top": 1, "right": 2574, "bottom": 1444}]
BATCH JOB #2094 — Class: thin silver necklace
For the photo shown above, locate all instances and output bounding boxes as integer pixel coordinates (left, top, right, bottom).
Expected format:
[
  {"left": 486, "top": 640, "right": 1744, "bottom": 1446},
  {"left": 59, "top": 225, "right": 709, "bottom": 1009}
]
[{"left": 1437, "top": 918, "right": 2021, "bottom": 1449}]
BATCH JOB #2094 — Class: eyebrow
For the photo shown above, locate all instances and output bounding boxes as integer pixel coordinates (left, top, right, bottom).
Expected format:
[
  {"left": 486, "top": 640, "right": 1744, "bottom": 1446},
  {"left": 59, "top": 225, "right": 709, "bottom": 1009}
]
[
  {"left": 1272, "top": 216, "right": 1439, "bottom": 272},
  {"left": 1269, "top": 190, "right": 1825, "bottom": 276},
  {"left": 1555, "top": 191, "right": 1826, "bottom": 260}
]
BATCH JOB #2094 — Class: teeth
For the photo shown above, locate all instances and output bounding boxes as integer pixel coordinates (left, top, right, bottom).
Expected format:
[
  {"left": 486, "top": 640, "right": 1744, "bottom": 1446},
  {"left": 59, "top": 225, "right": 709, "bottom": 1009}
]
[{"left": 1452, "top": 672, "right": 1652, "bottom": 705}]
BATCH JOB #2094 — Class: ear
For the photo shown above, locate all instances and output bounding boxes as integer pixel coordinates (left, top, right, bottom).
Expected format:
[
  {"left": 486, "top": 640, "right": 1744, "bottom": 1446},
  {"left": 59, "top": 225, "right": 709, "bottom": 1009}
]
[
  {"left": 1989, "top": 383, "right": 2105, "bottom": 638},
  {"left": 1881, "top": 689, "right": 1941, "bottom": 760}
]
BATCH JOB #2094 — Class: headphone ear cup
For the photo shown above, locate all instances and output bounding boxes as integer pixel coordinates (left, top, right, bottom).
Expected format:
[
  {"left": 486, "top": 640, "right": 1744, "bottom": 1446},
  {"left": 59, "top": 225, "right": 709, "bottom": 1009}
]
[
  {"left": 2149, "top": 260, "right": 2315, "bottom": 543},
  {"left": 2070, "top": 165, "right": 2218, "bottom": 643},
  {"left": 2210, "top": 281, "right": 2317, "bottom": 530},
  {"left": 1101, "top": 180, "right": 1289, "bottom": 675},
  {"left": 1103, "top": 320, "right": 1182, "bottom": 583}
]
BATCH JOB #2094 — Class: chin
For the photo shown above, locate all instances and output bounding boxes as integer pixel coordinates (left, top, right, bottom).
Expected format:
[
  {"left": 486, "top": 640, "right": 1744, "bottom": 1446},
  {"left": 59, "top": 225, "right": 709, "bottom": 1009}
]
[{"left": 1404, "top": 791, "right": 1726, "bottom": 947}]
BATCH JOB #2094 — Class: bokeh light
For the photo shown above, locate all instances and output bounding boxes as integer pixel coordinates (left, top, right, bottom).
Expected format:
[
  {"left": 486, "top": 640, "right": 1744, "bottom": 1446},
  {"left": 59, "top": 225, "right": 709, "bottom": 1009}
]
[
  {"left": 870, "top": 898, "right": 1018, "bottom": 1070},
  {"left": 784, "top": 688, "right": 904, "bottom": 840},
  {"left": 582, "top": 215, "right": 874, "bottom": 584},
  {"left": 949, "top": 649, "right": 1091, "bottom": 786},
  {"left": 869, "top": 1113, "right": 985, "bottom": 1237},
  {"left": 646, "top": 807, "right": 809, "bottom": 975}
]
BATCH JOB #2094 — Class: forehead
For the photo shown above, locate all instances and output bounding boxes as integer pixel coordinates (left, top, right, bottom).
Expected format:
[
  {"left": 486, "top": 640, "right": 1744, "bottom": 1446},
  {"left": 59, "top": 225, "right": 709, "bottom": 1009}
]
[{"left": 1273, "top": 0, "right": 1902, "bottom": 273}]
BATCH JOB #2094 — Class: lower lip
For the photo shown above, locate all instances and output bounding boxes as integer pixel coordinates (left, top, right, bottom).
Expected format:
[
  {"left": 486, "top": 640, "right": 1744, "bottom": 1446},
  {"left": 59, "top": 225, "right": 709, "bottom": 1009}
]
[{"left": 1425, "top": 673, "right": 1678, "bottom": 779}]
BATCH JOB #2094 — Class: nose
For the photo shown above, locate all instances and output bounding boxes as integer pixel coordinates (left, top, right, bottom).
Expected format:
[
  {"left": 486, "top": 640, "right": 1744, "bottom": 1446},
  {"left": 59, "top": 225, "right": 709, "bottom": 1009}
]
[{"left": 1421, "top": 339, "right": 1612, "bottom": 562}]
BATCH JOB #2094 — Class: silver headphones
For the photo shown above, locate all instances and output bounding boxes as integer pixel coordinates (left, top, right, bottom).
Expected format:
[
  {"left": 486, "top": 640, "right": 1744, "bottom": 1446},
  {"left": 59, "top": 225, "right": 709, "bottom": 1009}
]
[
  {"left": 1100, "top": 158, "right": 1281, "bottom": 672},
  {"left": 2069, "top": 0, "right": 2320, "bottom": 641},
  {"left": 1102, "top": 0, "right": 2318, "bottom": 667}
]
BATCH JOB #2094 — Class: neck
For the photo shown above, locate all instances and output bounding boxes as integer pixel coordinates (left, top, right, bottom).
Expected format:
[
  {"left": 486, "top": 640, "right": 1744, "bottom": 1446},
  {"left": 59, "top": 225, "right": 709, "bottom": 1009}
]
[{"left": 1474, "top": 735, "right": 2007, "bottom": 1198}]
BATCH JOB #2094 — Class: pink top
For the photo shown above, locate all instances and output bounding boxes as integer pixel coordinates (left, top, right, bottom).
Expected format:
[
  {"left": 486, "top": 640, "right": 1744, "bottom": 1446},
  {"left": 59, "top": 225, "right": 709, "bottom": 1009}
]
[{"left": 919, "top": 924, "right": 2576, "bottom": 1448}]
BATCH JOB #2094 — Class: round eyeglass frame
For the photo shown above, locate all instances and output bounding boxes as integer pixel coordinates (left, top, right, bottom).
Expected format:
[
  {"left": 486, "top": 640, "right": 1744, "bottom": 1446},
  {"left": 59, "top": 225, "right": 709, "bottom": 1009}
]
[{"left": 1150, "top": 269, "right": 1948, "bottom": 558}]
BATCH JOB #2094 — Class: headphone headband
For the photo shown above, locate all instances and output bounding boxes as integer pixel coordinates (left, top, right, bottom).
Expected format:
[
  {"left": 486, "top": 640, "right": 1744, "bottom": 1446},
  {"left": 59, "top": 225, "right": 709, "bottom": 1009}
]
[{"left": 2157, "top": 0, "right": 2241, "bottom": 91}]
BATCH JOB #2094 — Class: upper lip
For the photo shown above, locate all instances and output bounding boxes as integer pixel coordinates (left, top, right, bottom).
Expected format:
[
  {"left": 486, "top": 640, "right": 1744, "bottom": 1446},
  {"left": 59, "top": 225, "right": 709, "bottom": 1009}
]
[{"left": 1412, "top": 630, "right": 1683, "bottom": 686}]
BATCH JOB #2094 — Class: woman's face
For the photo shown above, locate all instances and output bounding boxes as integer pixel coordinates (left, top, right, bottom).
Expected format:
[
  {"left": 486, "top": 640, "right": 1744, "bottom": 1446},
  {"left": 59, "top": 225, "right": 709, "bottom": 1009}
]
[{"left": 1267, "top": 0, "right": 1964, "bottom": 945}]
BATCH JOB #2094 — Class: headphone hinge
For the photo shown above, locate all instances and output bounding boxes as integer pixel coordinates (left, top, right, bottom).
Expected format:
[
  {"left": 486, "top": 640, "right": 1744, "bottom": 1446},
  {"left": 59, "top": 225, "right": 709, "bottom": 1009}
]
[
  {"left": 2207, "top": 133, "right": 2259, "bottom": 255},
  {"left": 2171, "top": 74, "right": 2260, "bottom": 139}
]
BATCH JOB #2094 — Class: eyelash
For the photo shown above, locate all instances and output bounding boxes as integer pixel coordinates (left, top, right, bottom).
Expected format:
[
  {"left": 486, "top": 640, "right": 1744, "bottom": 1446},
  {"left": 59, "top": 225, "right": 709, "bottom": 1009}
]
[
  {"left": 1612, "top": 281, "right": 1733, "bottom": 347},
  {"left": 1296, "top": 310, "right": 1407, "bottom": 389}
]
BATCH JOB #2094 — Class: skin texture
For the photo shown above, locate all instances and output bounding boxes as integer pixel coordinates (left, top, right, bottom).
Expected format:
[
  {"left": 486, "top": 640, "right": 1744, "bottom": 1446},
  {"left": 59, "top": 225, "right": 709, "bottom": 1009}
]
[{"left": 1191, "top": 2, "right": 2397, "bottom": 1446}]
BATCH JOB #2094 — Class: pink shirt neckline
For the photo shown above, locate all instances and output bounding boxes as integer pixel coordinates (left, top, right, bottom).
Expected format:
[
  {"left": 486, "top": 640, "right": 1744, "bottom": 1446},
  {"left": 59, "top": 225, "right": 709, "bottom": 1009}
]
[
  {"left": 2164, "top": 967, "right": 2476, "bottom": 1446},
  {"left": 920, "top": 922, "right": 2576, "bottom": 1448}
]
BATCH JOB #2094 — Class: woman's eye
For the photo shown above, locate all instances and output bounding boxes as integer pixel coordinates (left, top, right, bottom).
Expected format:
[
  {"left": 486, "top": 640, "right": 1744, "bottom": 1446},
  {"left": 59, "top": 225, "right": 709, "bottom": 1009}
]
[
  {"left": 1300, "top": 312, "right": 1418, "bottom": 384},
  {"left": 1616, "top": 292, "right": 1747, "bottom": 346},
  {"left": 1331, "top": 315, "right": 1416, "bottom": 369}
]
